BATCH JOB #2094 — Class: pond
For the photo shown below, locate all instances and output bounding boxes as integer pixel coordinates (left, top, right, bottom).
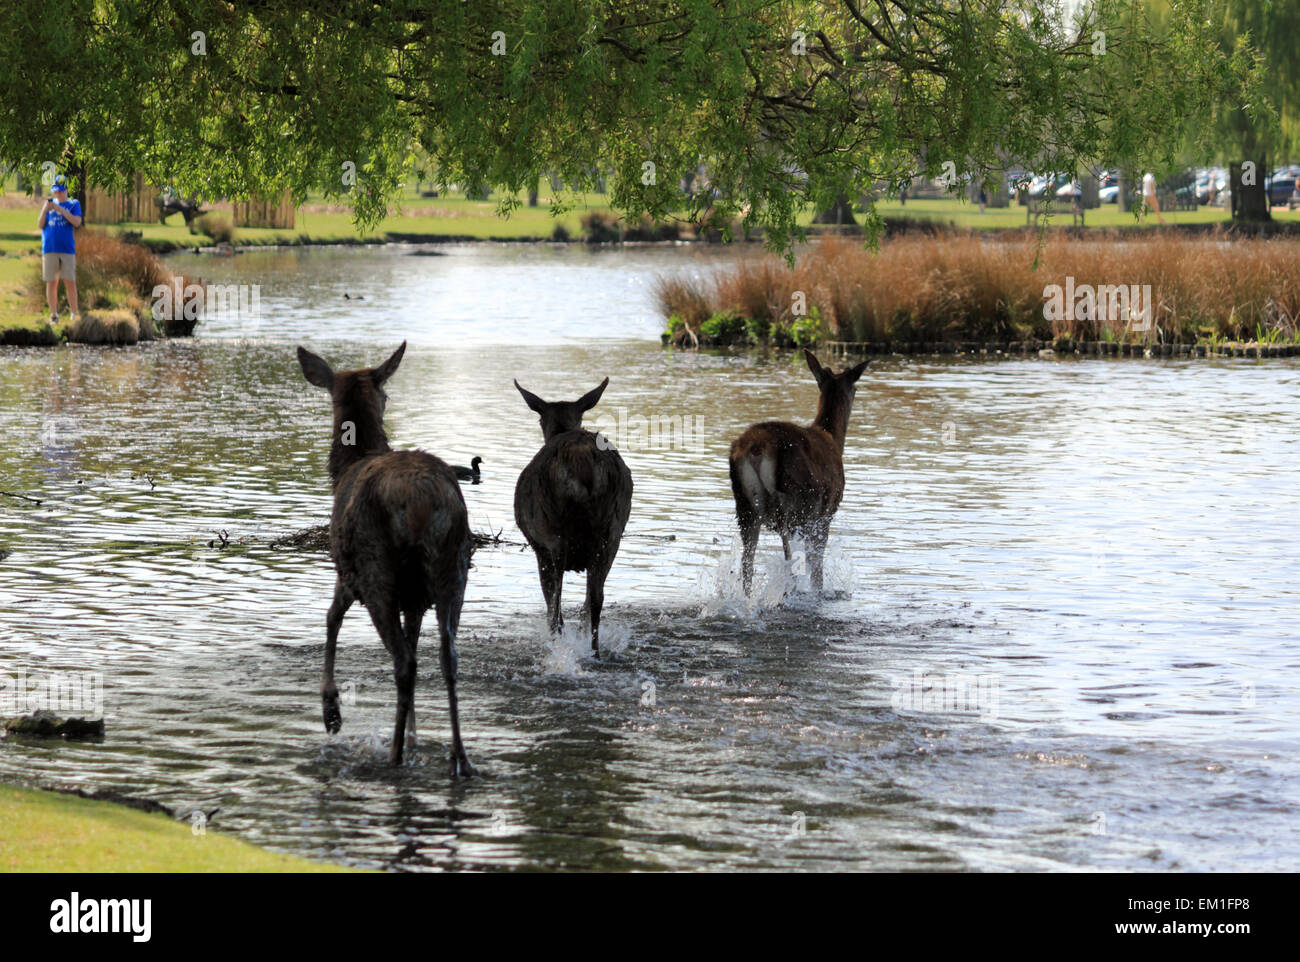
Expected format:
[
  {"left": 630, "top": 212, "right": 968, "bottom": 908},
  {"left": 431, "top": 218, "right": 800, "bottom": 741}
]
[{"left": 1, "top": 243, "right": 1298, "bottom": 871}]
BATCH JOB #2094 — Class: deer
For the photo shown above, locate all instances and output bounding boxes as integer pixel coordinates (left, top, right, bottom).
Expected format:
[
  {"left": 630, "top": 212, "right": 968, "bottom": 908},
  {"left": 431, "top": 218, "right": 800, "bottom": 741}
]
[
  {"left": 513, "top": 377, "right": 633, "bottom": 657},
  {"left": 728, "top": 349, "right": 868, "bottom": 595},
  {"left": 296, "top": 341, "right": 475, "bottom": 775}
]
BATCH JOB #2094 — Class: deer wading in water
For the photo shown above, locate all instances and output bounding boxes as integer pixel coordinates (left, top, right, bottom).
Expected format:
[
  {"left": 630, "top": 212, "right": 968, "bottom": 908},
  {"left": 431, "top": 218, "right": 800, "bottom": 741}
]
[
  {"left": 297, "top": 342, "right": 474, "bottom": 775},
  {"left": 728, "top": 350, "right": 868, "bottom": 594},
  {"left": 513, "top": 377, "right": 633, "bottom": 657}
]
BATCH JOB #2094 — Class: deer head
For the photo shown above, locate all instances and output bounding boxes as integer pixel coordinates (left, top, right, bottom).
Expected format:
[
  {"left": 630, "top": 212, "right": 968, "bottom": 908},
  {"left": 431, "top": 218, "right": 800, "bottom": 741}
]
[
  {"left": 514, "top": 377, "right": 609, "bottom": 442},
  {"left": 804, "top": 350, "right": 868, "bottom": 447},
  {"left": 297, "top": 342, "right": 406, "bottom": 482}
]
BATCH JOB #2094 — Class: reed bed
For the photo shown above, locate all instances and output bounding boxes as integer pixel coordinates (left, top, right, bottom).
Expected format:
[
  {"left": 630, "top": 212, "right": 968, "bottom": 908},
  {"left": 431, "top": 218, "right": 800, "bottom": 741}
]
[{"left": 657, "top": 231, "right": 1300, "bottom": 347}]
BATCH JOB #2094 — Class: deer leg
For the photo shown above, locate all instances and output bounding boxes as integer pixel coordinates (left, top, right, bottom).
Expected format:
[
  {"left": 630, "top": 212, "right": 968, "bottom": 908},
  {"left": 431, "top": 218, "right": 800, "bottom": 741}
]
[
  {"left": 369, "top": 603, "right": 410, "bottom": 765},
  {"left": 586, "top": 553, "right": 614, "bottom": 658},
  {"left": 402, "top": 608, "right": 424, "bottom": 745},
  {"left": 809, "top": 518, "right": 831, "bottom": 592},
  {"left": 739, "top": 521, "right": 760, "bottom": 596},
  {"left": 436, "top": 585, "right": 475, "bottom": 778},
  {"left": 537, "top": 552, "right": 564, "bottom": 635},
  {"left": 322, "top": 579, "right": 353, "bottom": 734}
]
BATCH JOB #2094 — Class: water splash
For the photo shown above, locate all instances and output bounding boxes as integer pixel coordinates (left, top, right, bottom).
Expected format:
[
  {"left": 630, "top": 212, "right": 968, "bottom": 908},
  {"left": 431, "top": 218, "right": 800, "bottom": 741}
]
[
  {"left": 537, "top": 612, "right": 632, "bottom": 675},
  {"left": 696, "top": 535, "right": 856, "bottom": 618}
]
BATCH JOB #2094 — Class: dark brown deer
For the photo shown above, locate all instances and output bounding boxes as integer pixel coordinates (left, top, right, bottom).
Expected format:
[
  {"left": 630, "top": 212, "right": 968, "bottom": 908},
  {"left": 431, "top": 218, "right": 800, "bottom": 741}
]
[
  {"left": 297, "top": 342, "right": 474, "bottom": 775},
  {"left": 513, "top": 378, "right": 632, "bottom": 657},
  {"left": 729, "top": 350, "right": 868, "bottom": 595}
]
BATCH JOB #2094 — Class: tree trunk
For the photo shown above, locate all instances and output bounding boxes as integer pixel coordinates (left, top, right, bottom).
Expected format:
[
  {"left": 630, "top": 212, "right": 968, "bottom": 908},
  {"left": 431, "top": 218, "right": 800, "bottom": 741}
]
[
  {"left": 1230, "top": 158, "right": 1271, "bottom": 222},
  {"left": 528, "top": 180, "right": 539, "bottom": 207},
  {"left": 69, "top": 159, "right": 87, "bottom": 208},
  {"left": 812, "top": 195, "right": 857, "bottom": 227}
]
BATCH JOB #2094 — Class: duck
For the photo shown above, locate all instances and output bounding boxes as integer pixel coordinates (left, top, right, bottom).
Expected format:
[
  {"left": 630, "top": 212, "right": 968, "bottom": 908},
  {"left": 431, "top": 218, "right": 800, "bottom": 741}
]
[{"left": 452, "top": 456, "right": 483, "bottom": 484}]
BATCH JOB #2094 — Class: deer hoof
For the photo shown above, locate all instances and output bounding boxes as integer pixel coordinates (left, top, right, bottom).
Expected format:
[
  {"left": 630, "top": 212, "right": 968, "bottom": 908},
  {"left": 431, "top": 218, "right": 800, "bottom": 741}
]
[
  {"left": 322, "top": 693, "right": 342, "bottom": 734},
  {"left": 450, "top": 753, "right": 476, "bottom": 778}
]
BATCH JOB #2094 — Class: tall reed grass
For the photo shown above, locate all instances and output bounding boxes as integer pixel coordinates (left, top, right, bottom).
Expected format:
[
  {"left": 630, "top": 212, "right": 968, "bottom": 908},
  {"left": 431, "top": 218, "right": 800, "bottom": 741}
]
[{"left": 656, "top": 232, "right": 1300, "bottom": 345}]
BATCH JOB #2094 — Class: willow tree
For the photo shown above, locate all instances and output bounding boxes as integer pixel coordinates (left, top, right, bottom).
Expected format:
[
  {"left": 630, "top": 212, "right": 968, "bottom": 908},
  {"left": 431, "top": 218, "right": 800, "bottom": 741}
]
[
  {"left": 1208, "top": 0, "right": 1297, "bottom": 221},
  {"left": 0, "top": 0, "right": 1260, "bottom": 250}
]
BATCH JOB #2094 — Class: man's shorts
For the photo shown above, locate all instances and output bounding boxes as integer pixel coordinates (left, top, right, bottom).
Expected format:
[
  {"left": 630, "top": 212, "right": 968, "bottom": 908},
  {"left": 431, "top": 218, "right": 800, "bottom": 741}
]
[{"left": 42, "top": 252, "right": 76, "bottom": 282}]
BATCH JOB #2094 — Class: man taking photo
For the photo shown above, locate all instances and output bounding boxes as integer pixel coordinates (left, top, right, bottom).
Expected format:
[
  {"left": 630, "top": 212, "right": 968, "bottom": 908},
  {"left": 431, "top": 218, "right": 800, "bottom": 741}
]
[{"left": 38, "top": 173, "right": 82, "bottom": 324}]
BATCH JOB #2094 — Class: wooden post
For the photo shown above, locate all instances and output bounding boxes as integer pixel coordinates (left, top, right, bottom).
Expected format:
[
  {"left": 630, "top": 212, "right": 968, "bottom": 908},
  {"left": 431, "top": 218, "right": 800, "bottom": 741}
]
[{"left": 233, "top": 191, "right": 295, "bottom": 229}]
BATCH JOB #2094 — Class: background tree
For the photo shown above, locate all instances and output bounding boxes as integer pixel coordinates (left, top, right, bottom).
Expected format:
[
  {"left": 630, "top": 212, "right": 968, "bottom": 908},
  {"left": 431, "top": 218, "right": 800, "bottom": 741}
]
[
  {"left": 1213, "top": 0, "right": 1297, "bottom": 221},
  {"left": 0, "top": 1, "right": 1260, "bottom": 249}
]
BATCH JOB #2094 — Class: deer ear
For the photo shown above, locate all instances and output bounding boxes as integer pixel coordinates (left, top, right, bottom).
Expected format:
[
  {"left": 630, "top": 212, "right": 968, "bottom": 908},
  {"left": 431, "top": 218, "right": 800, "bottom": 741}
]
[
  {"left": 844, "top": 359, "right": 869, "bottom": 384},
  {"left": 804, "top": 349, "right": 829, "bottom": 386},
  {"left": 576, "top": 377, "right": 609, "bottom": 413},
  {"left": 373, "top": 341, "right": 406, "bottom": 385},
  {"left": 515, "top": 380, "right": 547, "bottom": 414},
  {"left": 297, "top": 346, "right": 334, "bottom": 390}
]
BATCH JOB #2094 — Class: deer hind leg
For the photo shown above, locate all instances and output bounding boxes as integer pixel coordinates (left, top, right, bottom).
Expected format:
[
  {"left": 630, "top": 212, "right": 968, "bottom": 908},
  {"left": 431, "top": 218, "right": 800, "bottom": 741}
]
[
  {"left": 739, "top": 520, "right": 761, "bottom": 596},
  {"left": 730, "top": 457, "right": 765, "bottom": 597},
  {"left": 585, "top": 551, "right": 616, "bottom": 658},
  {"left": 536, "top": 551, "right": 564, "bottom": 635},
  {"left": 808, "top": 517, "right": 832, "bottom": 592},
  {"left": 401, "top": 607, "right": 424, "bottom": 744},
  {"left": 435, "top": 581, "right": 475, "bottom": 778},
  {"left": 368, "top": 602, "right": 411, "bottom": 765},
  {"left": 322, "top": 579, "right": 353, "bottom": 734}
]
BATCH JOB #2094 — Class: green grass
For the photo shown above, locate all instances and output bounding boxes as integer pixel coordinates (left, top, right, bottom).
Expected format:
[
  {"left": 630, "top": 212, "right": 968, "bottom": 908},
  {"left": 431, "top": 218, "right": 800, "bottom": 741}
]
[
  {"left": 0, "top": 253, "right": 50, "bottom": 335},
  {"left": 0, "top": 186, "right": 619, "bottom": 254},
  {"left": 0, "top": 784, "right": 355, "bottom": 872}
]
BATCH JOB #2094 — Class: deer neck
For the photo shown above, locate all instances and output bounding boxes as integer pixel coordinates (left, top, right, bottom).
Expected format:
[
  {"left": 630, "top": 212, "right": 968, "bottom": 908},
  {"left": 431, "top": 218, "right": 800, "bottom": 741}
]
[
  {"left": 327, "top": 408, "right": 390, "bottom": 486},
  {"left": 812, "top": 393, "right": 852, "bottom": 451}
]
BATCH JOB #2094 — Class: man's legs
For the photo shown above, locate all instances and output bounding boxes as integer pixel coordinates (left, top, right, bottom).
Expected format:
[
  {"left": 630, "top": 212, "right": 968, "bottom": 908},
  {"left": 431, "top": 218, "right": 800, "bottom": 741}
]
[
  {"left": 45, "top": 280, "right": 58, "bottom": 317},
  {"left": 64, "top": 279, "right": 78, "bottom": 315}
]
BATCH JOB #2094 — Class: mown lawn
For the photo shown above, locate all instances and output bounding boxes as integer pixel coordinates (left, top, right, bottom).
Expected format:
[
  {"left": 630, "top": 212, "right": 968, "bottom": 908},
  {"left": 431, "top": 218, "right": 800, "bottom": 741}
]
[
  {"left": 0, "top": 784, "right": 355, "bottom": 872},
  {"left": 0, "top": 186, "right": 621, "bottom": 255}
]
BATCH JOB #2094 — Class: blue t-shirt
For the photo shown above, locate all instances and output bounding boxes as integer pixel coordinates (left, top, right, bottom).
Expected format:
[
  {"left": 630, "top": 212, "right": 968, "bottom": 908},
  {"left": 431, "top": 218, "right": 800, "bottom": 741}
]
[{"left": 42, "top": 199, "right": 80, "bottom": 255}]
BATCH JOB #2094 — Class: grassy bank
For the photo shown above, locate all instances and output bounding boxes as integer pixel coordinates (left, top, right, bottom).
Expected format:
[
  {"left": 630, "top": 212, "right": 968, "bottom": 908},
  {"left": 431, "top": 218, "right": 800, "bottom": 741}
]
[
  {"left": 0, "top": 231, "right": 195, "bottom": 345},
  {"left": 0, "top": 187, "right": 630, "bottom": 255},
  {"left": 658, "top": 232, "right": 1300, "bottom": 349},
  {"left": 0, "top": 783, "right": 352, "bottom": 872}
]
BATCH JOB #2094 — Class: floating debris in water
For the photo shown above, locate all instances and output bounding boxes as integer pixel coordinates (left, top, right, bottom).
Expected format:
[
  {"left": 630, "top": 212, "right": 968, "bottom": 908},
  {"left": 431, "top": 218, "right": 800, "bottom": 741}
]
[{"left": 269, "top": 524, "right": 514, "bottom": 553}]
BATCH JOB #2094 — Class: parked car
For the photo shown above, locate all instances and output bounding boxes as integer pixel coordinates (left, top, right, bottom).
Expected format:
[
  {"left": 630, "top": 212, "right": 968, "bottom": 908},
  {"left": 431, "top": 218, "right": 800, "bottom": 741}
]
[
  {"left": 1267, "top": 165, "right": 1300, "bottom": 207},
  {"left": 1027, "top": 173, "right": 1073, "bottom": 198},
  {"left": 1099, "top": 183, "right": 1120, "bottom": 203}
]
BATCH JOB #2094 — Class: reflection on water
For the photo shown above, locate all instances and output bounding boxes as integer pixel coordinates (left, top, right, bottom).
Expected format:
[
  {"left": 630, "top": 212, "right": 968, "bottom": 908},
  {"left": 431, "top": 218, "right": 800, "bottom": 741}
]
[{"left": 1, "top": 244, "right": 1299, "bottom": 871}]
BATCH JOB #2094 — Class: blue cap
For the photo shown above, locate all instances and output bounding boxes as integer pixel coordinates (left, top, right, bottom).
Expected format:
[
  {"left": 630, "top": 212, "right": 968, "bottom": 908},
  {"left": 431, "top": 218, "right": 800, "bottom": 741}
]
[{"left": 52, "top": 174, "right": 68, "bottom": 191}]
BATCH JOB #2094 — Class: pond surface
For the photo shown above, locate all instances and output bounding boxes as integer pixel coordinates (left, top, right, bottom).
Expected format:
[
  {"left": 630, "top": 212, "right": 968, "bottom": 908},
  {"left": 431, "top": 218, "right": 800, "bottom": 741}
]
[{"left": 1, "top": 244, "right": 1298, "bottom": 871}]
